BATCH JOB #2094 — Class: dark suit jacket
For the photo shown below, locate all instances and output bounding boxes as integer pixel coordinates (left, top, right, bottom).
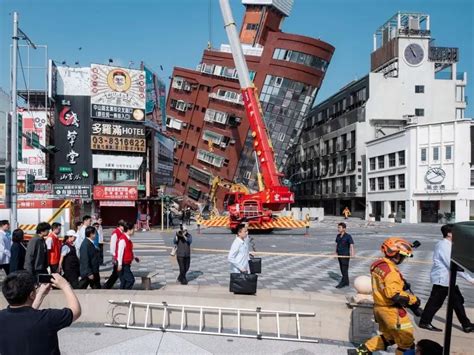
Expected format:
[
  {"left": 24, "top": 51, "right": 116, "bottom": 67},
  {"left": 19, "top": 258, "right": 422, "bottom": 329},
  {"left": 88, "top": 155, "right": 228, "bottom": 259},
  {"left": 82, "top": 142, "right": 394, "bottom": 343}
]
[
  {"left": 9, "top": 242, "right": 26, "bottom": 272},
  {"left": 79, "top": 238, "right": 100, "bottom": 278}
]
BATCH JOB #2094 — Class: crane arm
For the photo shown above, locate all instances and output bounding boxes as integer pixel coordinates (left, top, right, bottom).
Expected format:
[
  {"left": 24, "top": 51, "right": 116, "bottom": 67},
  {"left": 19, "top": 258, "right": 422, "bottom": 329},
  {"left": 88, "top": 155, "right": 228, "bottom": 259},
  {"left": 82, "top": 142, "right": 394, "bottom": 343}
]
[{"left": 219, "top": 0, "right": 283, "bottom": 190}]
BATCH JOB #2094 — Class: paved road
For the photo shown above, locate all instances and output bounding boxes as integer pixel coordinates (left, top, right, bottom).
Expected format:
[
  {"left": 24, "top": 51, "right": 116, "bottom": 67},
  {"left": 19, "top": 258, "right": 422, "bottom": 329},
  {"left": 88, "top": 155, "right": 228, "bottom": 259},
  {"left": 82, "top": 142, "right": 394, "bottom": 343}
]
[{"left": 100, "top": 217, "right": 473, "bottom": 308}]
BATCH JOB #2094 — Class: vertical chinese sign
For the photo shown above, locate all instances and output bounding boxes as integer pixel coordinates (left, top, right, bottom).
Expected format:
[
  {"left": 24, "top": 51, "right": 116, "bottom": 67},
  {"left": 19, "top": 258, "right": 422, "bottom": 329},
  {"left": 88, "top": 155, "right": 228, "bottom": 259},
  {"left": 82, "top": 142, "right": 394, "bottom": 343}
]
[{"left": 53, "top": 96, "right": 92, "bottom": 185}]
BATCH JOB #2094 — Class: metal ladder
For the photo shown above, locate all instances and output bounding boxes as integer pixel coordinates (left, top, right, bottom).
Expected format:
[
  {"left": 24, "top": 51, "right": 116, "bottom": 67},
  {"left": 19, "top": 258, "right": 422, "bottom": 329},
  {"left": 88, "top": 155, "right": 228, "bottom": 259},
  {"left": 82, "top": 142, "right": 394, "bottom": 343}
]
[{"left": 105, "top": 300, "right": 318, "bottom": 343}]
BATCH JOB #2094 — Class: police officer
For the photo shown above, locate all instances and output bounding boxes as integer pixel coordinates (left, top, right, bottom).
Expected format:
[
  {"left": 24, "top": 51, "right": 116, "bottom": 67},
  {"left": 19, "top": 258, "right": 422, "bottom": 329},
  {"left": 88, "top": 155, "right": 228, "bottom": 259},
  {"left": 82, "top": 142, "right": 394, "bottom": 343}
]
[{"left": 356, "top": 237, "right": 421, "bottom": 355}]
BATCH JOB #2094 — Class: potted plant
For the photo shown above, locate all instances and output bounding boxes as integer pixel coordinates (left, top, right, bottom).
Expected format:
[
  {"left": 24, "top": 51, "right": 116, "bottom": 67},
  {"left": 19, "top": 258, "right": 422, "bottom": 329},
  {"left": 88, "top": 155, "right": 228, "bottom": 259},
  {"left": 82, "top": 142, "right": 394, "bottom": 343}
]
[
  {"left": 388, "top": 213, "right": 395, "bottom": 223},
  {"left": 444, "top": 212, "right": 454, "bottom": 223},
  {"left": 368, "top": 213, "right": 376, "bottom": 222},
  {"left": 437, "top": 213, "right": 445, "bottom": 224}
]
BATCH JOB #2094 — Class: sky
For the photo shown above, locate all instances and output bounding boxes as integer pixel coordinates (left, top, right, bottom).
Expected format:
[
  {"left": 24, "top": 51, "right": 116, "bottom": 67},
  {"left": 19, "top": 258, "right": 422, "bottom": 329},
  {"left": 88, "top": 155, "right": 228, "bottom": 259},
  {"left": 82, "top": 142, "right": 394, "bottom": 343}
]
[{"left": 1, "top": 0, "right": 473, "bottom": 116}]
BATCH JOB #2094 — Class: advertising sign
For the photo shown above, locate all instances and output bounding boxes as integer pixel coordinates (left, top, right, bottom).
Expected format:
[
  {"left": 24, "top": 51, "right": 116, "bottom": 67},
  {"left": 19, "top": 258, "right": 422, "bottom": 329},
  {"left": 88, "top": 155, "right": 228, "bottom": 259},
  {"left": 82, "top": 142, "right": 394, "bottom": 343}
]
[
  {"left": 54, "top": 96, "right": 92, "bottom": 185},
  {"left": 92, "top": 155, "right": 143, "bottom": 170},
  {"left": 144, "top": 66, "right": 157, "bottom": 114},
  {"left": 90, "top": 64, "right": 146, "bottom": 122},
  {"left": 93, "top": 186, "right": 138, "bottom": 201},
  {"left": 91, "top": 121, "right": 146, "bottom": 152},
  {"left": 100, "top": 200, "right": 135, "bottom": 207},
  {"left": 154, "top": 132, "right": 174, "bottom": 186},
  {"left": 53, "top": 184, "right": 91, "bottom": 199},
  {"left": 17, "top": 111, "right": 48, "bottom": 180},
  {"left": 0, "top": 183, "right": 5, "bottom": 200}
]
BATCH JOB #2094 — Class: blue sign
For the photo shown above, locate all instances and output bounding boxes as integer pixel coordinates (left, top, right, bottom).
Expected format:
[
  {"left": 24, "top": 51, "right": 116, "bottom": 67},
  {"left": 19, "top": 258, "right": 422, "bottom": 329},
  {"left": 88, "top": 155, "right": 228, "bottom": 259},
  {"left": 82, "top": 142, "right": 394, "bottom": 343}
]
[{"left": 144, "top": 66, "right": 156, "bottom": 114}]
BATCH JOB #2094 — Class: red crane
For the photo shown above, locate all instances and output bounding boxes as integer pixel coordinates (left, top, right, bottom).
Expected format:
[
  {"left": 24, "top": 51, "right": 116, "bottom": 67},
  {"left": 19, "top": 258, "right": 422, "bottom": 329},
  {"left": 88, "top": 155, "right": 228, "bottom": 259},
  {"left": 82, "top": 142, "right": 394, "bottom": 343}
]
[{"left": 218, "top": 0, "right": 294, "bottom": 232}]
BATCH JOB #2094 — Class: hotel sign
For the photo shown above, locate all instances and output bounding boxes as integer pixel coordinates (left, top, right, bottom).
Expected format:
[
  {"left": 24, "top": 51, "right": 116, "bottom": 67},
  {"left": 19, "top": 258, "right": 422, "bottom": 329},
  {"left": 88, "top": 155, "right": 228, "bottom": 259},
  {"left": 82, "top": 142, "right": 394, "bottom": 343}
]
[{"left": 91, "top": 121, "right": 146, "bottom": 152}]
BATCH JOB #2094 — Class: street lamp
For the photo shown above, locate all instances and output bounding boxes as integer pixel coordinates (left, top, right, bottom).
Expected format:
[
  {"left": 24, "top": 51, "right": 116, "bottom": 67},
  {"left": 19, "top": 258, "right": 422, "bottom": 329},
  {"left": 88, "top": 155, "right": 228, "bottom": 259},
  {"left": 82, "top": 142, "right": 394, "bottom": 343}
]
[{"left": 10, "top": 12, "right": 38, "bottom": 229}]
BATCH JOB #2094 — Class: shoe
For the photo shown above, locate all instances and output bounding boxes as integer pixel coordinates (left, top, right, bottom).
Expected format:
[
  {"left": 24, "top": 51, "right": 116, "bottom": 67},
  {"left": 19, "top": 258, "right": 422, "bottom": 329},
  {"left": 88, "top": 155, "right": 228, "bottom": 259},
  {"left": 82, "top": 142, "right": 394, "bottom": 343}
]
[
  {"left": 418, "top": 322, "right": 443, "bottom": 332},
  {"left": 462, "top": 324, "right": 473, "bottom": 333},
  {"left": 336, "top": 282, "right": 349, "bottom": 289}
]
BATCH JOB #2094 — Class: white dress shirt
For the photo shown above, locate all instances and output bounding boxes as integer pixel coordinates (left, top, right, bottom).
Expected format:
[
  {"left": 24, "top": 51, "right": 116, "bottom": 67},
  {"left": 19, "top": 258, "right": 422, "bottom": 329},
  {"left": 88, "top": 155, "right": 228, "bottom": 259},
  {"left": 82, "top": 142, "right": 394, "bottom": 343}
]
[
  {"left": 430, "top": 238, "right": 474, "bottom": 287},
  {"left": 75, "top": 226, "right": 86, "bottom": 257},
  {"left": 0, "top": 230, "right": 11, "bottom": 264},
  {"left": 228, "top": 236, "right": 250, "bottom": 273},
  {"left": 110, "top": 231, "right": 120, "bottom": 255}
]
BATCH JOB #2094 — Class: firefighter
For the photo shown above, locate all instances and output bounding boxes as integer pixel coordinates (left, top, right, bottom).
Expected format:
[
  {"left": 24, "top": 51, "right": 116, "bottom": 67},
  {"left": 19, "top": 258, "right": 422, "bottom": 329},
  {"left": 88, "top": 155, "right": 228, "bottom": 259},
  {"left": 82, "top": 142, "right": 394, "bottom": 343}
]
[{"left": 356, "top": 237, "right": 421, "bottom": 355}]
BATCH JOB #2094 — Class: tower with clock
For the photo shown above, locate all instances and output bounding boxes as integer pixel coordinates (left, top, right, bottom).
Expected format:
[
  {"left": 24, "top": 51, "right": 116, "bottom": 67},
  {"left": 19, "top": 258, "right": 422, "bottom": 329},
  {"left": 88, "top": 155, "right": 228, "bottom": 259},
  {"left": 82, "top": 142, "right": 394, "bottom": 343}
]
[{"left": 368, "top": 12, "right": 464, "bottom": 128}]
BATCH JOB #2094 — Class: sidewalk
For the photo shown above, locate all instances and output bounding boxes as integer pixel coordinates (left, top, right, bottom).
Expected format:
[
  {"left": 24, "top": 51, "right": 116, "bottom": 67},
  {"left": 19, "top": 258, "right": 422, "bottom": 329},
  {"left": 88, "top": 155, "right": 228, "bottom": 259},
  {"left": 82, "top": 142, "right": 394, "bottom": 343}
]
[
  {"left": 59, "top": 325, "right": 351, "bottom": 355},
  {"left": 2, "top": 285, "right": 471, "bottom": 354}
]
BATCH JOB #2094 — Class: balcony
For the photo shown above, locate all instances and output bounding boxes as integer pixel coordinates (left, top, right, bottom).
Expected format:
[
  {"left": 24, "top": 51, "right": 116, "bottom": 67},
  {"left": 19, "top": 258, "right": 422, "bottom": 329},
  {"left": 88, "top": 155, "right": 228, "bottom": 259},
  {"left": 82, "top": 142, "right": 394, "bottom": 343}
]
[
  {"left": 209, "top": 91, "right": 244, "bottom": 105},
  {"left": 429, "top": 47, "right": 458, "bottom": 63}
]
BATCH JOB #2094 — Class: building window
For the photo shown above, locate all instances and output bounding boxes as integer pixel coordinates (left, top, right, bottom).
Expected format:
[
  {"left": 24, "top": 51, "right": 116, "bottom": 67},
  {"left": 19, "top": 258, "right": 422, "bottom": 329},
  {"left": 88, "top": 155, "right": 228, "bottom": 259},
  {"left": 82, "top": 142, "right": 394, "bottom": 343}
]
[
  {"left": 415, "top": 85, "right": 425, "bottom": 93},
  {"left": 421, "top": 148, "right": 427, "bottom": 162},
  {"left": 378, "top": 177, "right": 385, "bottom": 190},
  {"left": 398, "top": 174, "right": 405, "bottom": 189},
  {"left": 389, "top": 153, "right": 396, "bottom": 167},
  {"left": 246, "top": 23, "right": 259, "bottom": 30},
  {"left": 389, "top": 175, "right": 396, "bottom": 189},
  {"left": 456, "top": 108, "right": 465, "bottom": 119},
  {"left": 398, "top": 151, "right": 405, "bottom": 166},
  {"left": 455, "top": 86, "right": 465, "bottom": 102},
  {"left": 445, "top": 145, "right": 453, "bottom": 160},
  {"left": 471, "top": 171, "right": 474, "bottom": 186},
  {"left": 369, "top": 178, "right": 376, "bottom": 191},
  {"left": 433, "top": 146, "right": 439, "bottom": 161},
  {"left": 378, "top": 156, "right": 385, "bottom": 169},
  {"left": 415, "top": 108, "right": 425, "bottom": 117},
  {"left": 272, "top": 48, "right": 329, "bottom": 72}
]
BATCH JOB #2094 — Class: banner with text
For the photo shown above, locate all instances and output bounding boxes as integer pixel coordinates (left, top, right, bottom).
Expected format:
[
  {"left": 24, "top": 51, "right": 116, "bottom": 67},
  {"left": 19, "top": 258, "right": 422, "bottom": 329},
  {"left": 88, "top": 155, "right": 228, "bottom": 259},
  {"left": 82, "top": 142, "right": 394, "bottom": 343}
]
[{"left": 90, "top": 64, "right": 146, "bottom": 122}]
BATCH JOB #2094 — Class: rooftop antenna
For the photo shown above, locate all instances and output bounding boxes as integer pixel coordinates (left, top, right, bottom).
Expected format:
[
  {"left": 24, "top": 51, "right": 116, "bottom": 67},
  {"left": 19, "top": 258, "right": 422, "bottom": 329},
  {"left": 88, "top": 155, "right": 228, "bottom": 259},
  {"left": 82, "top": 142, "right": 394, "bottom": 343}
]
[{"left": 207, "top": 0, "right": 212, "bottom": 49}]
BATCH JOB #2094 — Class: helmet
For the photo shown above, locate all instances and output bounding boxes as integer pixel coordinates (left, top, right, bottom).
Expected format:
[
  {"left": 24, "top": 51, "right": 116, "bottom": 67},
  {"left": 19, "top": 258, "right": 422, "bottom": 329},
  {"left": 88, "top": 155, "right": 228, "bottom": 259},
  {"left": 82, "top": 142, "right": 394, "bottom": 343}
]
[{"left": 381, "top": 237, "right": 413, "bottom": 258}]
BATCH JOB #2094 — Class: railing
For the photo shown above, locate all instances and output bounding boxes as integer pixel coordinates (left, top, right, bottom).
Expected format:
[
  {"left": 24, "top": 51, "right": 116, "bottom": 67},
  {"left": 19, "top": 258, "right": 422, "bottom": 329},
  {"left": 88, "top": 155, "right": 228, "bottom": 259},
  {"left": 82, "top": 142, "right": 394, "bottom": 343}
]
[{"left": 209, "top": 92, "right": 244, "bottom": 105}]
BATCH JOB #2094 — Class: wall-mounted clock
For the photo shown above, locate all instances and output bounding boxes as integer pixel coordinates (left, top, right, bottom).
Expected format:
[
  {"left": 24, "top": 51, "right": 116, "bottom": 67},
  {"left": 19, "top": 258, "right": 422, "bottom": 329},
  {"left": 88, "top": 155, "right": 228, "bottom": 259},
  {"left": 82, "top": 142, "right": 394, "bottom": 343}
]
[
  {"left": 404, "top": 43, "right": 424, "bottom": 66},
  {"left": 425, "top": 167, "right": 446, "bottom": 184}
]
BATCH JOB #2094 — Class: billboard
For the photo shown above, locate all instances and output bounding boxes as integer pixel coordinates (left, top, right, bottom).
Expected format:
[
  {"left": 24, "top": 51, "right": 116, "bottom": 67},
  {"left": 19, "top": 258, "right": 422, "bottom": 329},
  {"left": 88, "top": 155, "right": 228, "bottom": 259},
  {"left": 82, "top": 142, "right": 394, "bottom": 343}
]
[
  {"left": 144, "top": 66, "right": 157, "bottom": 114},
  {"left": 17, "top": 111, "right": 48, "bottom": 180},
  {"left": 90, "top": 64, "right": 146, "bottom": 122},
  {"left": 54, "top": 96, "right": 92, "bottom": 185},
  {"left": 154, "top": 132, "right": 174, "bottom": 186},
  {"left": 91, "top": 121, "right": 146, "bottom": 153},
  {"left": 93, "top": 185, "right": 138, "bottom": 201}
]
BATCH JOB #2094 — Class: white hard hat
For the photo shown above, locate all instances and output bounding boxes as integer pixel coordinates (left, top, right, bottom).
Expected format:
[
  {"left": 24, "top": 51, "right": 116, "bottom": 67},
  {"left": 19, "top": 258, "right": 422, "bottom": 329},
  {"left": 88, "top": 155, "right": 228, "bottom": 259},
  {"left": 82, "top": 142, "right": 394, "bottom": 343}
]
[{"left": 65, "top": 229, "right": 78, "bottom": 237}]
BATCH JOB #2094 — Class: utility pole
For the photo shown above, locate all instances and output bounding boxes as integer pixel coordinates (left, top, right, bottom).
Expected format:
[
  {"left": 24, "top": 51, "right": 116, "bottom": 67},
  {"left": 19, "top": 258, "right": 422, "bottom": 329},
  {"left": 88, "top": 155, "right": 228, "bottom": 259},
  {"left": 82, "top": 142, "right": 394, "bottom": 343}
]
[{"left": 10, "top": 12, "right": 19, "bottom": 229}]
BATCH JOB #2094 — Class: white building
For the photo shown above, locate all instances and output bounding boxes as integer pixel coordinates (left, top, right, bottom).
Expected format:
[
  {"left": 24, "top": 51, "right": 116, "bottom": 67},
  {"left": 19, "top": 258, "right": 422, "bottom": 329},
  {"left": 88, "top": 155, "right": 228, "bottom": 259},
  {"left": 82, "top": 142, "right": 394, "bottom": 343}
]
[
  {"left": 366, "top": 120, "right": 473, "bottom": 223},
  {"left": 289, "top": 12, "right": 468, "bottom": 220}
]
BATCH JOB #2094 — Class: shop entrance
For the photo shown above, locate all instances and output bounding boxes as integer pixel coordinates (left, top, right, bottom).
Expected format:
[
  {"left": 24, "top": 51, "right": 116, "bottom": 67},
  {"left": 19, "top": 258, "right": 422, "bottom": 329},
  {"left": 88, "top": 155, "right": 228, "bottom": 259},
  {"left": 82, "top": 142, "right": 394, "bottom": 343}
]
[
  {"left": 420, "top": 201, "right": 439, "bottom": 223},
  {"left": 373, "top": 201, "right": 383, "bottom": 221}
]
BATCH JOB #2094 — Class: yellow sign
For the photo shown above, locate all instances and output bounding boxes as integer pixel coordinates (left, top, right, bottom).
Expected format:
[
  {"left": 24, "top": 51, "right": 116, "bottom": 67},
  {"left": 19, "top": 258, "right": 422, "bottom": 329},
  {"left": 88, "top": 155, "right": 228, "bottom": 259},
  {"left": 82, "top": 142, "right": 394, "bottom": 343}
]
[
  {"left": 0, "top": 184, "right": 5, "bottom": 199},
  {"left": 91, "top": 135, "right": 146, "bottom": 153}
]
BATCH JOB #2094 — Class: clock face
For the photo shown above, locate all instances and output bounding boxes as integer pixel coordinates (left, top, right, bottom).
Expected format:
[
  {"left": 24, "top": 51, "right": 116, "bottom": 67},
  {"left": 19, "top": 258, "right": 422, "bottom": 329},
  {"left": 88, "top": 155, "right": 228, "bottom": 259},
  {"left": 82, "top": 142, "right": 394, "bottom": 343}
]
[
  {"left": 404, "top": 43, "right": 424, "bottom": 66},
  {"left": 425, "top": 167, "right": 446, "bottom": 184}
]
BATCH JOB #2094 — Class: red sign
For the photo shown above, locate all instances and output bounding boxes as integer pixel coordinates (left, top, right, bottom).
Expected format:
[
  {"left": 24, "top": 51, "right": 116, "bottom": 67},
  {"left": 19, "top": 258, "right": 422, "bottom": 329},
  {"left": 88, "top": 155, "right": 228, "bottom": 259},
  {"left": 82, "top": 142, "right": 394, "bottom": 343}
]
[
  {"left": 93, "top": 186, "right": 138, "bottom": 201},
  {"left": 100, "top": 200, "right": 135, "bottom": 207}
]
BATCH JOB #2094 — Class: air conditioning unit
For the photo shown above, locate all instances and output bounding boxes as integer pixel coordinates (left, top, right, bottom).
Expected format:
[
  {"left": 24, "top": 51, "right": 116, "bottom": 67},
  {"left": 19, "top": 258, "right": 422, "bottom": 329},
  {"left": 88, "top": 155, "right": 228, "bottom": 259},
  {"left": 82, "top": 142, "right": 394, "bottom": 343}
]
[
  {"left": 220, "top": 142, "right": 227, "bottom": 148},
  {"left": 229, "top": 139, "right": 236, "bottom": 144},
  {"left": 183, "top": 83, "right": 192, "bottom": 92},
  {"left": 235, "top": 117, "right": 241, "bottom": 122},
  {"left": 182, "top": 122, "right": 188, "bottom": 128},
  {"left": 187, "top": 103, "right": 194, "bottom": 110}
]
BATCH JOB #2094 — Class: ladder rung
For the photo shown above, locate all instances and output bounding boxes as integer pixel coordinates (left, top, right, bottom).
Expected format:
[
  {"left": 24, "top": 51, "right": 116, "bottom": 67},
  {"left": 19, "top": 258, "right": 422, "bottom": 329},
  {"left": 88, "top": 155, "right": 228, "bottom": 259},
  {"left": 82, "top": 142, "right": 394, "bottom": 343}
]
[{"left": 106, "top": 300, "right": 318, "bottom": 344}]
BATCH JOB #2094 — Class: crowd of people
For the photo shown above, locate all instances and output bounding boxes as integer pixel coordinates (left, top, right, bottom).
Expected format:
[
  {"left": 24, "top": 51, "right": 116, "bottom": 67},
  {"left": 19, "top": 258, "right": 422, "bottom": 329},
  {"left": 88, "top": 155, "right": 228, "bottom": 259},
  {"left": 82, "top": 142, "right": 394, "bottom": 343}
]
[
  {"left": 1, "top": 215, "right": 473, "bottom": 354},
  {"left": 0, "top": 216, "right": 140, "bottom": 291}
]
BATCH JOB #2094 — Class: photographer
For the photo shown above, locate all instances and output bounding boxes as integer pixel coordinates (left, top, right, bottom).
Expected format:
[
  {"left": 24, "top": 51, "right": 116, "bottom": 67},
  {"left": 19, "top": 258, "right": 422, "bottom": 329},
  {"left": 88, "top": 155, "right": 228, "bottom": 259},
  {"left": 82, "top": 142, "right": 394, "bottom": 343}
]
[
  {"left": 0, "top": 271, "right": 81, "bottom": 355},
  {"left": 175, "top": 225, "right": 192, "bottom": 285}
]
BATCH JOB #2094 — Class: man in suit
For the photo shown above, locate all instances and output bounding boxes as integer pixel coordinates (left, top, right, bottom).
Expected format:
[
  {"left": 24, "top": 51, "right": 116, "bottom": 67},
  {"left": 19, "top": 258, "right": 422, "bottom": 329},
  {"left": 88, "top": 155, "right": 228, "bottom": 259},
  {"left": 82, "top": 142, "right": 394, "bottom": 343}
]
[
  {"left": 78, "top": 226, "right": 101, "bottom": 289},
  {"left": 25, "top": 222, "right": 50, "bottom": 276}
]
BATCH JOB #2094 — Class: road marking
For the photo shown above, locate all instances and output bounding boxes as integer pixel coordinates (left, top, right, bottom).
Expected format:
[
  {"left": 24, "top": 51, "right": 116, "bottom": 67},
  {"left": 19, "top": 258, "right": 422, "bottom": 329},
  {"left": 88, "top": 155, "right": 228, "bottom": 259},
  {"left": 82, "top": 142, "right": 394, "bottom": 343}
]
[{"left": 133, "top": 243, "right": 432, "bottom": 264}]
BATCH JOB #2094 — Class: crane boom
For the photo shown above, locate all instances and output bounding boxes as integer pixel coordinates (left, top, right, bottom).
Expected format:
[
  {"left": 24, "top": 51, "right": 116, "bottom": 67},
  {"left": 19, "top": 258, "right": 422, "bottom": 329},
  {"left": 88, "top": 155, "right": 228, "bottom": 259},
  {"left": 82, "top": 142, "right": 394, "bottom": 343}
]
[{"left": 219, "top": 0, "right": 284, "bottom": 190}]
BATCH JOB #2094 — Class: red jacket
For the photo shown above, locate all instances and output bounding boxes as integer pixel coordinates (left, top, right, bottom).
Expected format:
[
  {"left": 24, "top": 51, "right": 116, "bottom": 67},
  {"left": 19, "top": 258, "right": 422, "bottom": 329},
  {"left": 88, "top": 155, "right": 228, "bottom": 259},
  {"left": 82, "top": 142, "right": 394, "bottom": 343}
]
[
  {"left": 115, "top": 234, "right": 134, "bottom": 265},
  {"left": 47, "top": 233, "right": 61, "bottom": 266}
]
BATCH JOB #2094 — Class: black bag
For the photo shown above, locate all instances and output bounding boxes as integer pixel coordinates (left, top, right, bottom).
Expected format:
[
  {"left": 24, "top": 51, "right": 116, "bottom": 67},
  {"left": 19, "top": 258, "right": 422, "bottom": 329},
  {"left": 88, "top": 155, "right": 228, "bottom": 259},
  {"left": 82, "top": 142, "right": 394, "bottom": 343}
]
[
  {"left": 229, "top": 273, "right": 258, "bottom": 294},
  {"left": 249, "top": 257, "right": 262, "bottom": 274}
]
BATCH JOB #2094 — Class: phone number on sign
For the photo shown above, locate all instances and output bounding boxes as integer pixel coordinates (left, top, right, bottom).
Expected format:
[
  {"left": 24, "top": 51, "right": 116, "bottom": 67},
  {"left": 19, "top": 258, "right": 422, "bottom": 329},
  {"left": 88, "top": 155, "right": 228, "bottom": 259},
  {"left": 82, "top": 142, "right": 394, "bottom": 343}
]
[{"left": 91, "top": 136, "right": 146, "bottom": 152}]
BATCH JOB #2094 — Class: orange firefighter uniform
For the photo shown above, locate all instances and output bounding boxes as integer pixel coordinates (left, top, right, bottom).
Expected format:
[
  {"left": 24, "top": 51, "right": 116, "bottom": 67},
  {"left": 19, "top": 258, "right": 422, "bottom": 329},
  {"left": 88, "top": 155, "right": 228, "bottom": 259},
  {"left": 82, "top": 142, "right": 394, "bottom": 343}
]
[{"left": 363, "top": 257, "right": 419, "bottom": 354}]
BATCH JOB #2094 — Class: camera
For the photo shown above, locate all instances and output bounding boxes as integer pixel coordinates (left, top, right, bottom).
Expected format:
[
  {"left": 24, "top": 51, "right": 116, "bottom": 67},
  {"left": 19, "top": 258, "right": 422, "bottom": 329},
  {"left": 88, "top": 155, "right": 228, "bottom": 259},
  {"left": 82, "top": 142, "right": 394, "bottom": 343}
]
[{"left": 37, "top": 274, "right": 53, "bottom": 284}]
